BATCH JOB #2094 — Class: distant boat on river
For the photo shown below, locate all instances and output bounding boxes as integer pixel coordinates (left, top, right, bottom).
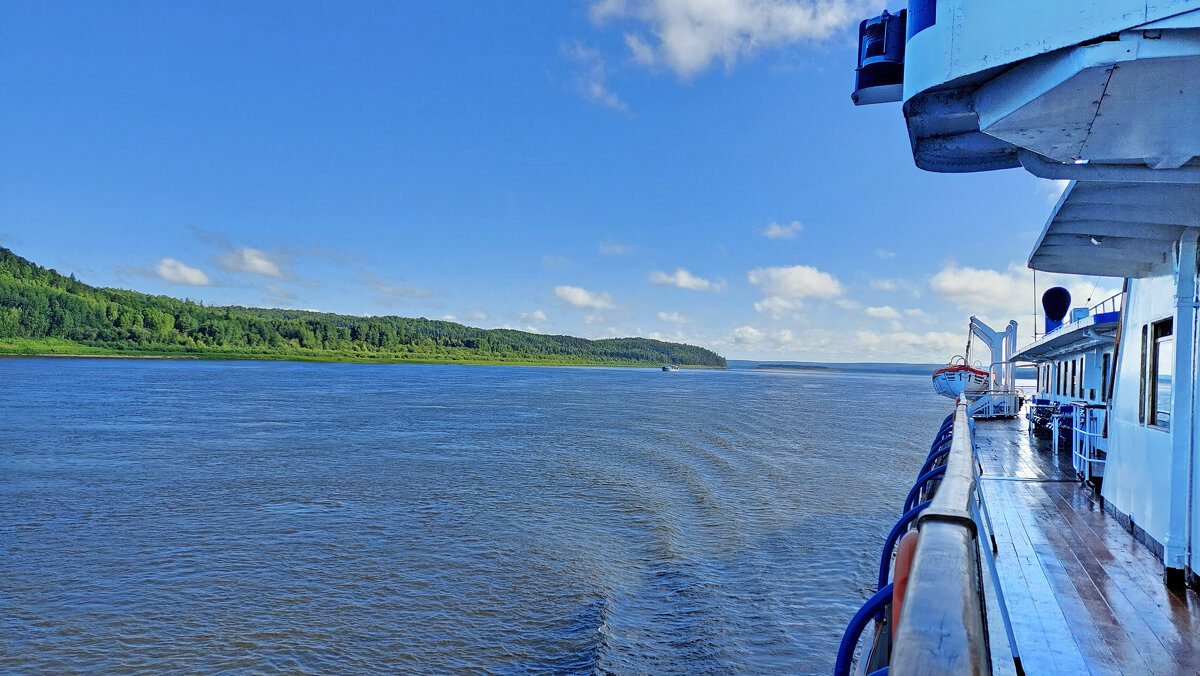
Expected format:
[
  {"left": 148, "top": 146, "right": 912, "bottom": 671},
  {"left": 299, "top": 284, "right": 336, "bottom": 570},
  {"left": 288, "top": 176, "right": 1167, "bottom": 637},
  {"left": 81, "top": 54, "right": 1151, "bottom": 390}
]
[{"left": 662, "top": 365, "right": 679, "bottom": 371}]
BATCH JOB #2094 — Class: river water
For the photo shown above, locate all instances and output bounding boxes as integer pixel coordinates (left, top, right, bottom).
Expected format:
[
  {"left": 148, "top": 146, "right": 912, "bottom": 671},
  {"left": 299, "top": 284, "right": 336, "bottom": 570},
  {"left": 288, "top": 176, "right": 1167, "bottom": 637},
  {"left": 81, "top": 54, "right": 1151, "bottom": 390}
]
[{"left": 0, "top": 358, "right": 947, "bottom": 674}]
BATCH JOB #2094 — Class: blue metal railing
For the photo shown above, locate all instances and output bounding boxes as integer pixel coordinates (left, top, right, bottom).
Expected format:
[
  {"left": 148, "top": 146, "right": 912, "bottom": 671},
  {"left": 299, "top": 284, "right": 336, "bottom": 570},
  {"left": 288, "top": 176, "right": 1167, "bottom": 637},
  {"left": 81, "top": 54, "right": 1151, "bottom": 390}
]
[
  {"left": 834, "top": 583, "right": 893, "bottom": 676},
  {"left": 834, "top": 412, "right": 956, "bottom": 676},
  {"left": 878, "top": 500, "right": 932, "bottom": 590},
  {"left": 918, "top": 447, "right": 951, "bottom": 477},
  {"left": 902, "top": 466, "right": 947, "bottom": 513}
]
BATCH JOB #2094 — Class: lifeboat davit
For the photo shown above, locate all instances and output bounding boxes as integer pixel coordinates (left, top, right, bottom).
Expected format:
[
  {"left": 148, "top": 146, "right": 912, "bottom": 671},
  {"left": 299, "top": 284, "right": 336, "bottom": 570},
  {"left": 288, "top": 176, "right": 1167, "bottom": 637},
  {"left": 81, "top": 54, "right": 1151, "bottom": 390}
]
[{"left": 932, "top": 358, "right": 989, "bottom": 399}]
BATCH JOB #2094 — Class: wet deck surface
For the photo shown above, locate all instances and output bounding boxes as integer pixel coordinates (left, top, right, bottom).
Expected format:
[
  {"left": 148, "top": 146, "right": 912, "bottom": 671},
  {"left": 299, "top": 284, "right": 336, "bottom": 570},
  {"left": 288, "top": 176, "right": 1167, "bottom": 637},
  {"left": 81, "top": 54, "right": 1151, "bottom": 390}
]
[{"left": 975, "top": 415, "right": 1200, "bottom": 675}]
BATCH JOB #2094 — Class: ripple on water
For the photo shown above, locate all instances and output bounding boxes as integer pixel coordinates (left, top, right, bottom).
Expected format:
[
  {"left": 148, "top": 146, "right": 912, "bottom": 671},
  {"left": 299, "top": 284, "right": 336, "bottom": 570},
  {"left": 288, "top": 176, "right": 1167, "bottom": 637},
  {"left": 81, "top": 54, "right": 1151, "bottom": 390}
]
[{"left": 0, "top": 360, "right": 948, "bottom": 674}]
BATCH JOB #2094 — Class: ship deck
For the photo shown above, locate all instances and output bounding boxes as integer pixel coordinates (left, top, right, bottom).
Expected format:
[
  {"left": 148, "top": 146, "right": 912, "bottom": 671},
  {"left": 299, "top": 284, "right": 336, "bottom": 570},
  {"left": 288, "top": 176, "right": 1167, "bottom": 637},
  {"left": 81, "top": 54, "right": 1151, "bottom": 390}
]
[{"left": 974, "top": 415, "right": 1200, "bottom": 675}]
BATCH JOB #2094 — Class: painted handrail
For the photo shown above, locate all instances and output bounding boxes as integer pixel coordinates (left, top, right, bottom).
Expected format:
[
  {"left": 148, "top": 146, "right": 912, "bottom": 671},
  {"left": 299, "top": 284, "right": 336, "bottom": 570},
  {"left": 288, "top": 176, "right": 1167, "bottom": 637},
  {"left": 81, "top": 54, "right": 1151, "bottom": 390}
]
[
  {"left": 890, "top": 402, "right": 990, "bottom": 674},
  {"left": 1088, "top": 291, "right": 1123, "bottom": 317},
  {"left": 833, "top": 583, "right": 893, "bottom": 676}
]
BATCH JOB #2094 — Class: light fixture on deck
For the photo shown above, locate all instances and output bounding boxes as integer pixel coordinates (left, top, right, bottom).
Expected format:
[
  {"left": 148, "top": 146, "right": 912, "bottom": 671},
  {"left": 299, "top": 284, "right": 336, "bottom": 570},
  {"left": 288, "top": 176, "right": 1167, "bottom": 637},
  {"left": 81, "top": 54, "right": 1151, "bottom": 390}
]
[{"left": 1090, "top": 236, "right": 1104, "bottom": 246}]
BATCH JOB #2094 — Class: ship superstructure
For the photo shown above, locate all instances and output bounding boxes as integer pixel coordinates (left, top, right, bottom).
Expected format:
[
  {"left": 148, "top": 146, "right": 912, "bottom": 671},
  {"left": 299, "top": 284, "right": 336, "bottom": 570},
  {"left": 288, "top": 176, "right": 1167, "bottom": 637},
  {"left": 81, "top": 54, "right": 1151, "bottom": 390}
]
[
  {"left": 838, "top": 1, "right": 1200, "bottom": 673},
  {"left": 1016, "top": 290, "right": 1122, "bottom": 485}
]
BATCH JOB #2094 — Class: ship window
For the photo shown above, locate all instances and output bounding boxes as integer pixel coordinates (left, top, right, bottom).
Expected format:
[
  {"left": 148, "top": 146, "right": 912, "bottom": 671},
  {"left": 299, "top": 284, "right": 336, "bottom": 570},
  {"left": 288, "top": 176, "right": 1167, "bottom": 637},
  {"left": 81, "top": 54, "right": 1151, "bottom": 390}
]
[
  {"left": 1139, "top": 325, "right": 1148, "bottom": 423},
  {"left": 1071, "top": 359, "right": 1077, "bottom": 398},
  {"left": 1101, "top": 353, "right": 1110, "bottom": 401},
  {"left": 1149, "top": 319, "right": 1174, "bottom": 429}
]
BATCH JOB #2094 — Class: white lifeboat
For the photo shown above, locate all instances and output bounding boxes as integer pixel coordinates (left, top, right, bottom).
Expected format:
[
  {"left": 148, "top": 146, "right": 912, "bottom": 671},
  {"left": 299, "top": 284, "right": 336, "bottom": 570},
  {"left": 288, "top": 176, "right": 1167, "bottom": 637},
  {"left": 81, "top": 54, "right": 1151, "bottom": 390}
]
[{"left": 932, "top": 358, "right": 989, "bottom": 399}]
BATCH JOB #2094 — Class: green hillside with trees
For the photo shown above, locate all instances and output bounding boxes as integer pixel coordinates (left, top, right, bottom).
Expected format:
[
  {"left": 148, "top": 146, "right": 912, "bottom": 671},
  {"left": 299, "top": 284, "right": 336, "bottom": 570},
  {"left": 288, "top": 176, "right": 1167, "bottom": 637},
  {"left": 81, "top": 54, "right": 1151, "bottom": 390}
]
[{"left": 0, "top": 248, "right": 726, "bottom": 368}]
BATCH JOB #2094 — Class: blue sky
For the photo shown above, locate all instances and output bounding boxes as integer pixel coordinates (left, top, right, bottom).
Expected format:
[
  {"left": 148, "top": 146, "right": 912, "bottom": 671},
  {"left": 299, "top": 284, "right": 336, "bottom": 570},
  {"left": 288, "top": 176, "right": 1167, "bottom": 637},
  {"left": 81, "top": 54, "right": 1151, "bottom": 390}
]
[{"left": 0, "top": 1, "right": 1118, "bottom": 361}]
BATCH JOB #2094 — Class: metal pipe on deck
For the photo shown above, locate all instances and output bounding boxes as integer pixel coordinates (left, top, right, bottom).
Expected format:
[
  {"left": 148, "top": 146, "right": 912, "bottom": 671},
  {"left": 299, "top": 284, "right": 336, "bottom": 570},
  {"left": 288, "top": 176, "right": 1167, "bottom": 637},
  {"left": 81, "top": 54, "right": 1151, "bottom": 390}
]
[{"left": 1017, "top": 150, "right": 1200, "bottom": 184}]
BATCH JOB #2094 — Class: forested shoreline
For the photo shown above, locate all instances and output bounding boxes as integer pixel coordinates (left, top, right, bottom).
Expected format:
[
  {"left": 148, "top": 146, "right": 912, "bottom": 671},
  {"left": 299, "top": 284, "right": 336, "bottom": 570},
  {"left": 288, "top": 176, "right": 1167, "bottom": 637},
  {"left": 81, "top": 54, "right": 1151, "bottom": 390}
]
[{"left": 0, "top": 248, "right": 727, "bottom": 368}]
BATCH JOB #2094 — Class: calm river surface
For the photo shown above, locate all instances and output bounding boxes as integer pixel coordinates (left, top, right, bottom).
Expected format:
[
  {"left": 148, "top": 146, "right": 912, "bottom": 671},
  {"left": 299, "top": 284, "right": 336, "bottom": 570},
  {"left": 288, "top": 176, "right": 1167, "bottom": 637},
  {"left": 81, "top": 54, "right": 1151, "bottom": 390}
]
[{"left": 1, "top": 358, "right": 947, "bottom": 674}]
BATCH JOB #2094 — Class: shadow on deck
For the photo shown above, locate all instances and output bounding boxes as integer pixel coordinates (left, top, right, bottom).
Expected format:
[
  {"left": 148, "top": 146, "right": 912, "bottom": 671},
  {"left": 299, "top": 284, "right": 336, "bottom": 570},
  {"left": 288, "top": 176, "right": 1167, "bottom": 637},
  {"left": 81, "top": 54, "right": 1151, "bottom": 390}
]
[{"left": 974, "top": 414, "right": 1200, "bottom": 675}]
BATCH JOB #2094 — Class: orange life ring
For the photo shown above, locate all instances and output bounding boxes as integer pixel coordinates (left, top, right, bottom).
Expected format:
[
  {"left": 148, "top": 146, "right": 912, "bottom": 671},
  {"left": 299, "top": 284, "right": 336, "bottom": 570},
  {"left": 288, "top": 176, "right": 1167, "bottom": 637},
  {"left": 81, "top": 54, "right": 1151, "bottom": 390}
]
[{"left": 892, "top": 530, "right": 919, "bottom": 630}]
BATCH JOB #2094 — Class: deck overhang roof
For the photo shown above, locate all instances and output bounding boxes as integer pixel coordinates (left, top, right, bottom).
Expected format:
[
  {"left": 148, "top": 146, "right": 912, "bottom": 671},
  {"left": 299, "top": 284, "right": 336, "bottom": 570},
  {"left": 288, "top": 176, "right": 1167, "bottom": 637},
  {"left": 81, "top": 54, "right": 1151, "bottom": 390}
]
[
  {"left": 1028, "top": 181, "right": 1199, "bottom": 278},
  {"left": 1012, "top": 316, "right": 1119, "bottom": 362}
]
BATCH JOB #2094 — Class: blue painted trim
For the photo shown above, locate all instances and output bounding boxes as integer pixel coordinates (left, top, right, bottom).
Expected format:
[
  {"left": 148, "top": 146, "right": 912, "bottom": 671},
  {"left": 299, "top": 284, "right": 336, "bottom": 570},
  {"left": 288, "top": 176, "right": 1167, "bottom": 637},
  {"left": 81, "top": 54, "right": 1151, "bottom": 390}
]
[{"left": 907, "top": 0, "right": 935, "bottom": 39}]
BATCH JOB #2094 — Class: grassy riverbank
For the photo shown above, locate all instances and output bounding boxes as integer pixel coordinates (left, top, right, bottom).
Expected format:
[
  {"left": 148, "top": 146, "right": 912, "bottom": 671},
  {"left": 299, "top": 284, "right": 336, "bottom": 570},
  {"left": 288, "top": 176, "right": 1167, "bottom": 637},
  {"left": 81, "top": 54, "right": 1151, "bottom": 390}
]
[
  {"left": 0, "top": 337, "right": 716, "bottom": 367},
  {"left": 0, "top": 247, "right": 727, "bottom": 368}
]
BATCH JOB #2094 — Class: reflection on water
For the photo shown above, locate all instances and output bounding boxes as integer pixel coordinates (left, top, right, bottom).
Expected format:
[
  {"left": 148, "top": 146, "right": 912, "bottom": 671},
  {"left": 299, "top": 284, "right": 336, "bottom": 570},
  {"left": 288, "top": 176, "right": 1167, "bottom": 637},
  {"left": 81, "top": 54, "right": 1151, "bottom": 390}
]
[{"left": 0, "top": 359, "right": 946, "bottom": 674}]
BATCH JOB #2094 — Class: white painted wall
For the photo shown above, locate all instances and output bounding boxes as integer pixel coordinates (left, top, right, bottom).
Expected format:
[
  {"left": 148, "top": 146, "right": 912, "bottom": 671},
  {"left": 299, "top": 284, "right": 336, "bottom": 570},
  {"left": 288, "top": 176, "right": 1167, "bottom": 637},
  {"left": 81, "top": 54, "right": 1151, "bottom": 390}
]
[
  {"left": 1104, "top": 272, "right": 1179, "bottom": 551},
  {"left": 902, "top": 0, "right": 1199, "bottom": 101}
]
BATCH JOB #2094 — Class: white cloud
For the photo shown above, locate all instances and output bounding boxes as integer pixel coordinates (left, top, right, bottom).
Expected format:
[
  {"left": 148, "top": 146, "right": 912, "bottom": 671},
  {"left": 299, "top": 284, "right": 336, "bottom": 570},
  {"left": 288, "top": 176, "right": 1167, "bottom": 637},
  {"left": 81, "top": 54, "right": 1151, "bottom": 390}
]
[
  {"left": 625, "top": 32, "right": 656, "bottom": 64},
  {"left": 716, "top": 323, "right": 960, "bottom": 361},
  {"left": 658, "top": 311, "right": 691, "bottom": 323},
  {"left": 725, "top": 324, "right": 829, "bottom": 357},
  {"left": 439, "top": 314, "right": 458, "bottom": 322},
  {"left": 930, "top": 262, "right": 1121, "bottom": 320},
  {"left": 835, "top": 298, "right": 862, "bottom": 310},
  {"left": 865, "top": 305, "right": 901, "bottom": 320},
  {"left": 1038, "top": 179, "right": 1070, "bottom": 204},
  {"left": 153, "top": 258, "right": 212, "bottom": 286},
  {"left": 730, "top": 325, "right": 798, "bottom": 353},
  {"left": 874, "top": 248, "right": 896, "bottom": 259},
  {"left": 264, "top": 284, "right": 296, "bottom": 303},
  {"left": 748, "top": 264, "right": 844, "bottom": 316},
  {"left": 649, "top": 267, "right": 724, "bottom": 291},
  {"left": 591, "top": 0, "right": 876, "bottom": 78},
  {"left": 929, "top": 264, "right": 1030, "bottom": 314},
  {"left": 599, "top": 241, "right": 634, "bottom": 255},
  {"left": 364, "top": 273, "right": 434, "bottom": 299},
  {"left": 761, "top": 220, "right": 803, "bottom": 240},
  {"left": 217, "top": 247, "right": 288, "bottom": 279},
  {"left": 465, "top": 310, "right": 489, "bottom": 320},
  {"left": 853, "top": 330, "right": 964, "bottom": 362},
  {"left": 904, "top": 308, "right": 937, "bottom": 324},
  {"left": 563, "top": 41, "right": 629, "bottom": 112},
  {"left": 556, "top": 285, "right": 616, "bottom": 309},
  {"left": 870, "top": 277, "right": 921, "bottom": 297},
  {"left": 521, "top": 309, "right": 549, "bottom": 324}
]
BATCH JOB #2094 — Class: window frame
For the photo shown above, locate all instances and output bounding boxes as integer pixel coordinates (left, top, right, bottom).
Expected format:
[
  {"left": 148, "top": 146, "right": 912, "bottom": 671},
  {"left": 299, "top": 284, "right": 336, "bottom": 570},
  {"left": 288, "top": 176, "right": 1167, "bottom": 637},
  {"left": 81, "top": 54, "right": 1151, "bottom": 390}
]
[
  {"left": 1148, "top": 318, "right": 1174, "bottom": 429},
  {"left": 1139, "top": 325, "right": 1148, "bottom": 423}
]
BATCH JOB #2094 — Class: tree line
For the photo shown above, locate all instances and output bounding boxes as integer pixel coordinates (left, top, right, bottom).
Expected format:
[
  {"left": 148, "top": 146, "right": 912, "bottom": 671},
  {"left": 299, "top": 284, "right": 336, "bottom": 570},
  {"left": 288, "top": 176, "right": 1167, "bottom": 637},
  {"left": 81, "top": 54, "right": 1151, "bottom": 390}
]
[{"left": 0, "top": 247, "right": 727, "bottom": 367}]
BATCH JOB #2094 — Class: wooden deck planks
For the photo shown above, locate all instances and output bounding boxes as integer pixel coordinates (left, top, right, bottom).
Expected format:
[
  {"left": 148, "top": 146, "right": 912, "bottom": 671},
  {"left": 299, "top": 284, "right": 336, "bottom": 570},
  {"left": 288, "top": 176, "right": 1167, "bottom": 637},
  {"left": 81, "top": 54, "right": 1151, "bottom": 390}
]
[
  {"left": 981, "top": 480, "right": 1094, "bottom": 673},
  {"left": 1023, "top": 482, "right": 1160, "bottom": 674},
  {"left": 1042, "top": 484, "right": 1200, "bottom": 670},
  {"left": 971, "top": 416, "right": 1200, "bottom": 675}
]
